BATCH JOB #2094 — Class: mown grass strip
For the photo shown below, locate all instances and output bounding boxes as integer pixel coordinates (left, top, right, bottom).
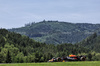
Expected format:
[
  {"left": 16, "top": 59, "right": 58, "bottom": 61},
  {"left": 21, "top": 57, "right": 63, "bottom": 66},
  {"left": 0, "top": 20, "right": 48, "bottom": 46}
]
[{"left": 0, "top": 61, "right": 99, "bottom": 66}]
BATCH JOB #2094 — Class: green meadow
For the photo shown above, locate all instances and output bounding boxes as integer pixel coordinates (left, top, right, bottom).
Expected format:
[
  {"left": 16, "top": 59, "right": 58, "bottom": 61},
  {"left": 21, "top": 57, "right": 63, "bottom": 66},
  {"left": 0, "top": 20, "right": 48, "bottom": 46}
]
[{"left": 0, "top": 61, "right": 99, "bottom": 66}]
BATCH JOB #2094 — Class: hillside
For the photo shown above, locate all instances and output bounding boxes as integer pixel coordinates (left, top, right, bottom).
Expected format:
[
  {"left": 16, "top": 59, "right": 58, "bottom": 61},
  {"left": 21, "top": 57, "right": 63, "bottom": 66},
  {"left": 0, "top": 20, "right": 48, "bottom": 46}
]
[
  {"left": 9, "top": 20, "right": 100, "bottom": 44},
  {"left": 0, "top": 29, "right": 90, "bottom": 63},
  {"left": 77, "top": 33, "right": 100, "bottom": 53}
]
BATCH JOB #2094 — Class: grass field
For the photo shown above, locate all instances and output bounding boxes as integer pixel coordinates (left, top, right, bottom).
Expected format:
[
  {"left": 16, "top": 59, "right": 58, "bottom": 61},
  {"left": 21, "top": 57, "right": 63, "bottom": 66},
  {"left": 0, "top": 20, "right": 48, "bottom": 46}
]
[{"left": 0, "top": 61, "right": 99, "bottom": 66}]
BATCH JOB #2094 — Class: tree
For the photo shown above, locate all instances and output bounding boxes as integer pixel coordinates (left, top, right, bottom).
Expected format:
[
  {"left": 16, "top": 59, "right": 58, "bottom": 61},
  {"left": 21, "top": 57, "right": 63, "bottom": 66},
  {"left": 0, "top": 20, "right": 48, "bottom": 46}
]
[
  {"left": 6, "top": 51, "right": 12, "bottom": 63},
  {"left": 88, "top": 53, "right": 92, "bottom": 61},
  {"left": 16, "top": 52, "right": 24, "bottom": 63}
]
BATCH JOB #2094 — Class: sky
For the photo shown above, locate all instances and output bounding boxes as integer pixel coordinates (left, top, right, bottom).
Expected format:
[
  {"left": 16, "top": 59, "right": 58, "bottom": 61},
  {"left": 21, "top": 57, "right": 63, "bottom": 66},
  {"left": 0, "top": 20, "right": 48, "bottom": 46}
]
[{"left": 0, "top": 0, "right": 100, "bottom": 29}]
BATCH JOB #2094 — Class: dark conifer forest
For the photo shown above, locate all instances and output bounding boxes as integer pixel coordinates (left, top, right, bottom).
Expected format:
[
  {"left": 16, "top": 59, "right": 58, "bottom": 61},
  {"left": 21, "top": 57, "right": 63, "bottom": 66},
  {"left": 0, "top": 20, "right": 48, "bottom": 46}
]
[{"left": 0, "top": 29, "right": 92, "bottom": 63}]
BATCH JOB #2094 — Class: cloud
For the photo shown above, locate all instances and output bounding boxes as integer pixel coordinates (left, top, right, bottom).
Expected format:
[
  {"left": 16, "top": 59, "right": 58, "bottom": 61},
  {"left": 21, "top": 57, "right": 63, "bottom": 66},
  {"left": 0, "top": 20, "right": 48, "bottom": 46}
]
[{"left": 0, "top": 0, "right": 100, "bottom": 28}]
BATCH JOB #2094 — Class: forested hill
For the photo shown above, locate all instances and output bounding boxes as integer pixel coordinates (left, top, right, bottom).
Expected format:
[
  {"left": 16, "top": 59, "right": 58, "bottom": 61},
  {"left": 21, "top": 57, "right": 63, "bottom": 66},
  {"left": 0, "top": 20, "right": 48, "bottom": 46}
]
[
  {"left": 77, "top": 33, "right": 100, "bottom": 53},
  {"left": 0, "top": 29, "right": 90, "bottom": 63},
  {"left": 9, "top": 20, "right": 100, "bottom": 44}
]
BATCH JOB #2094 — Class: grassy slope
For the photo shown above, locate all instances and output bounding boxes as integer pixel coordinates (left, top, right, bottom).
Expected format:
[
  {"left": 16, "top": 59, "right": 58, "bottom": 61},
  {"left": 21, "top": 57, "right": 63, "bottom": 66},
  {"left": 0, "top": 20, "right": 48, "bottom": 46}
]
[{"left": 0, "top": 61, "right": 99, "bottom": 66}]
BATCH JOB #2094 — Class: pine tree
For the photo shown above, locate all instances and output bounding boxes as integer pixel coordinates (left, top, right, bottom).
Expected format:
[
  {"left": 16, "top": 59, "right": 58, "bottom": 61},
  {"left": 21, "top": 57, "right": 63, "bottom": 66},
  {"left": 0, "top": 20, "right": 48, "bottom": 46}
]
[{"left": 6, "top": 51, "right": 12, "bottom": 63}]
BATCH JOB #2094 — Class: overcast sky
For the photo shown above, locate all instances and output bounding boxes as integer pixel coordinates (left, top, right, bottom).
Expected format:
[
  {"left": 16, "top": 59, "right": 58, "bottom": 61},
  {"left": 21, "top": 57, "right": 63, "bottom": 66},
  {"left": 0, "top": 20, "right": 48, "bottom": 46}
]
[{"left": 0, "top": 0, "right": 100, "bottom": 29}]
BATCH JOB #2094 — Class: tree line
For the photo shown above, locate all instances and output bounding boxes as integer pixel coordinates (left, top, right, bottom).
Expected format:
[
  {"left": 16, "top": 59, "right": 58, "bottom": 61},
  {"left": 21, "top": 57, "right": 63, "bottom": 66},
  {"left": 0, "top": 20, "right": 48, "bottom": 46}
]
[{"left": 0, "top": 29, "right": 100, "bottom": 63}]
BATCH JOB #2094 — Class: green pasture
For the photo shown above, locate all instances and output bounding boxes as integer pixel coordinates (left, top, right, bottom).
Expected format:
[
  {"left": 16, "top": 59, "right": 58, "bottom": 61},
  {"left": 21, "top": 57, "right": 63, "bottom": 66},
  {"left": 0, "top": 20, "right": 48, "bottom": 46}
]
[{"left": 0, "top": 61, "right": 99, "bottom": 66}]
